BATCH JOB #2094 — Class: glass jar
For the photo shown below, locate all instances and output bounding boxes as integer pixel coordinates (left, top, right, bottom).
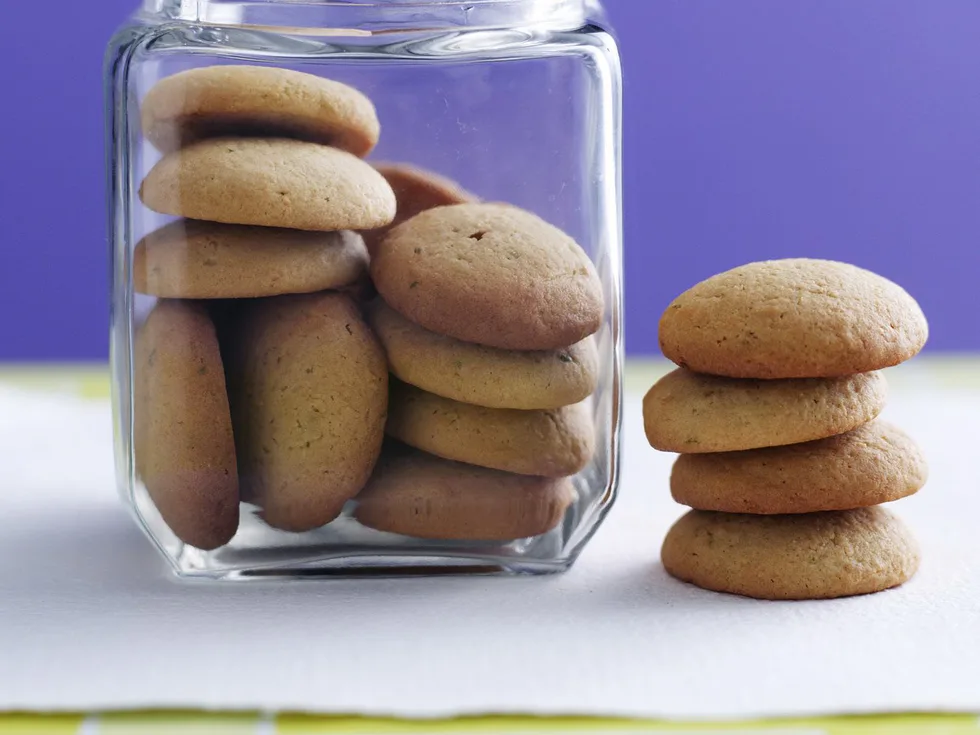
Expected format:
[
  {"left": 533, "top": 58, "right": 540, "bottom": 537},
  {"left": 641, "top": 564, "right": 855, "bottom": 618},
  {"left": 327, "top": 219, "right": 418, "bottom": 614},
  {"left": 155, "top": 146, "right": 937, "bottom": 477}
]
[{"left": 105, "top": 0, "right": 623, "bottom": 579}]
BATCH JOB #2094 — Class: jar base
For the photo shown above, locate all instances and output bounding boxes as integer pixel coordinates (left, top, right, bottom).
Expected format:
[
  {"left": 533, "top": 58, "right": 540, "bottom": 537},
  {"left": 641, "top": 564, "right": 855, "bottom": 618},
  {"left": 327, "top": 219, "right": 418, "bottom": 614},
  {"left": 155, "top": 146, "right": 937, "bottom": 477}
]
[
  {"left": 132, "top": 484, "right": 600, "bottom": 581},
  {"left": 172, "top": 553, "right": 574, "bottom": 581}
]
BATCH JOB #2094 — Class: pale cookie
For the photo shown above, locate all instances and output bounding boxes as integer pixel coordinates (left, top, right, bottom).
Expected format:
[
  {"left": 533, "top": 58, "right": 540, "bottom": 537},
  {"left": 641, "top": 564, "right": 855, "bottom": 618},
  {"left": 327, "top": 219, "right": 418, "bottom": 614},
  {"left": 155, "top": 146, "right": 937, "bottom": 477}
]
[
  {"left": 134, "top": 300, "right": 239, "bottom": 550},
  {"left": 363, "top": 163, "right": 476, "bottom": 255},
  {"left": 661, "top": 507, "right": 920, "bottom": 600},
  {"left": 643, "top": 368, "right": 887, "bottom": 453},
  {"left": 659, "top": 258, "right": 928, "bottom": 379},
  {"left": 141, "top": 65, "right": 379, "bottom": 156},
  {"left": 671, "top": 421, "right": 927, "bottom": 514},
  {"left": 228, "top": 292, "right": 388, "bottom": 532},
  {"left": 355, "top": 447, "right": 577, "bottom": 540},
  {"left": 368, "top": 300, "right": 599, "bottom": 410},
  {"left": 386, "top": 381, "right": 595, "bottom": 477},
  {"left": 134, "top": 220, "right": 368, "bottom": 299},
  {"left": 372, "top": 203, "right": 604, "bottom": 350},
  {"left": 140, "top": 137, "right": 396, "bottom": 231}
]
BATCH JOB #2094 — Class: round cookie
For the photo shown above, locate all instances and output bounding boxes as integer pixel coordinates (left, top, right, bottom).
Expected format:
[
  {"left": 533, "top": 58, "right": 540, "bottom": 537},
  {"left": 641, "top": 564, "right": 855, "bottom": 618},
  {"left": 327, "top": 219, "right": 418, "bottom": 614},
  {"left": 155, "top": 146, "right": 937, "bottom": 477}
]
[
  {"left": 661, "top": 507, "right": 920, "bottom": 600},
  {"left": 141, "top": 65, "right": 379, "bottom": 156},
  {"left": 386, "top": 381, "right": 595, "bottom": 477},
  {"left": 371, "top": 203, "right": 604, "bottom": 350},
  {"left": 362, "top": 163, "right": 477, "bottom": 255},
  {"left": 140, "top": 137, "right": 396, "bottom": 231},
  {"left": 643, "top": 368, "right": 887, "bottom": 453},
  {"left": 355, "top": 447, "right": 577, "bottom": 540},
  {"left": 227, "top": 292, "right": 388, "bottom": 532},
  {"left": 659, "top": 258, "right": 929, "bottom": 379},
  {"left": 134, "top": 300, "right": 239, "bottom": 550},
  {"left": 134, "top": 220, "right": 368, "bottom": 299},
  {"left": 368, "top": 300, "right": 599, "bottom": 410},
  {"left": 671, "top": 421, "right": 928, "bottom": 514}
]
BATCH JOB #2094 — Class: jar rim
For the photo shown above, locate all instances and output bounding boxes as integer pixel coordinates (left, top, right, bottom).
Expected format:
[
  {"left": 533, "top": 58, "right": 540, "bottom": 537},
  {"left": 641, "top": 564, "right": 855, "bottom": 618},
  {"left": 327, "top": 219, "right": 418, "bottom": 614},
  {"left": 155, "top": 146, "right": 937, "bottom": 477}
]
[{"left": 146, "top": 0, "right": 593, "bottom": 32}]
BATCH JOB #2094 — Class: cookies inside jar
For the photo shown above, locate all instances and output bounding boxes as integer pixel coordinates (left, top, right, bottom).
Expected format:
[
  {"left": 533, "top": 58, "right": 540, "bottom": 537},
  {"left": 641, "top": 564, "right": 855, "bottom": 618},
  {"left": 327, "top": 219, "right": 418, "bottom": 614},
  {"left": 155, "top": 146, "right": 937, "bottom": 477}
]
[{"left": 125, "top": 60, "right": 620, "bottom": 571}]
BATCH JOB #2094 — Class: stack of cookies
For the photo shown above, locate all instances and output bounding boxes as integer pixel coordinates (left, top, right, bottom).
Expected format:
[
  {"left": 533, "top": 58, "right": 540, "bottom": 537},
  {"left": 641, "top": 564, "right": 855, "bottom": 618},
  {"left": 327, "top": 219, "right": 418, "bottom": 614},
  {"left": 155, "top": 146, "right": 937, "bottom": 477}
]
[
  {"left": 134, "top": 66, "right": 394, "bottom": 549},
  {"left": 643, "top": 259, "right": 929, "bottom": 600},
  {"left": 355, "top": 202, "right": 604, "bottom": 540},
  {"left": 131, "top": 65, "right": 603, "bottom": 550}
]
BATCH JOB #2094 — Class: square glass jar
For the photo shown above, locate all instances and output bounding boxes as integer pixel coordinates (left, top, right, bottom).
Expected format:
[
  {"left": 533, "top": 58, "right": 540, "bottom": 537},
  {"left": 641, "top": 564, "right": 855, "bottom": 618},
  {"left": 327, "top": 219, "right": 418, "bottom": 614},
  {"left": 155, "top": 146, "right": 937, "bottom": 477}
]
[{"left": 106, "top": 0, "right": 623, "bottom": 579}]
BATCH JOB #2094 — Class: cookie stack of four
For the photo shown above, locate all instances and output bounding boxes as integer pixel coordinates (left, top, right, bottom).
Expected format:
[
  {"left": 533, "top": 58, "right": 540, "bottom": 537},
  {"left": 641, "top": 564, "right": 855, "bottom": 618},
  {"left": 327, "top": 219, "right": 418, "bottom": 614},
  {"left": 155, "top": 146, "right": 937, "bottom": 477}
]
[
  {"left": 356, "top": 203, "right": 605, "bottom": 540},
  {"left": 643, "top": 259, "right": 929, "bottom": 600}
]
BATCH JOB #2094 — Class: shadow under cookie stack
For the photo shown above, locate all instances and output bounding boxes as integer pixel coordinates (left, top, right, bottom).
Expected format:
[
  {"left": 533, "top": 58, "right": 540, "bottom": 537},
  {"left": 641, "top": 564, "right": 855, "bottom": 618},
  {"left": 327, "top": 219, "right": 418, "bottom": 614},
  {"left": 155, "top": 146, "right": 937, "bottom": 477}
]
[
  {"left": 133, "top": 65, "right": 603, "bottom": 552},
  {"left": 643, "top": 259, "right": 929, "bottom": 600}
]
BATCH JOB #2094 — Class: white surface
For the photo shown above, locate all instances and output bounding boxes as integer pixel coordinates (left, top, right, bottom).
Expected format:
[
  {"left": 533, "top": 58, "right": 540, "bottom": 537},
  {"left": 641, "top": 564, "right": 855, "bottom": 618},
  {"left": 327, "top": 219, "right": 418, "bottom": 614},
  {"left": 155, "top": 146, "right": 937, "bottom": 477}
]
[{"left": 1, "top": 368, "right": 979, "bottom": 720}]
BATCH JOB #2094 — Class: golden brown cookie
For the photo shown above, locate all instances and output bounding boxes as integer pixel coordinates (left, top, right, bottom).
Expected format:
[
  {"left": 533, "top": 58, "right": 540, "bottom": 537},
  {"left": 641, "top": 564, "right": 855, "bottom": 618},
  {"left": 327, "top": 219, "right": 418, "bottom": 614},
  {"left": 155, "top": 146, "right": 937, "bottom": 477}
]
[
  {"left": 371, "top": 203, "right": 604, "bottom": 350},
  {"left": 134, "top": 220, "right": 368, "bottom": 299},
  {"left": 363, "top": 163, "right": 476, "bottom": 255},
  {"left": 661, "top": 507, "right": 920, "bottom": 600},
  {"left": 354, "top": 447, "right": 577, "bottom": 540},
  {"left": 368, "top": 300, "right": 599, "bottom": 409},
  {"left": 386, "top": 381, "right": 595, "bottom": 477},
  {"left": 228, "top": 292, "right": 388, "bottom": 532},
  {"left": 141, "top": 65, "right": 379, "bottom": 156},
  {"left": 133, "top": 300, "right": 239, "bottom": 550},
  {"left": 671, "top": 420, "right": 927, "bottom": 514},
  {"left": 659, "top": 259, "right": 929, "bottom": 379},
  {"left": 140, "top": 137, "right": 396, "bottom": 231},
  {"left": 643, "top": 368, "right": 887, "bottom": 453}
]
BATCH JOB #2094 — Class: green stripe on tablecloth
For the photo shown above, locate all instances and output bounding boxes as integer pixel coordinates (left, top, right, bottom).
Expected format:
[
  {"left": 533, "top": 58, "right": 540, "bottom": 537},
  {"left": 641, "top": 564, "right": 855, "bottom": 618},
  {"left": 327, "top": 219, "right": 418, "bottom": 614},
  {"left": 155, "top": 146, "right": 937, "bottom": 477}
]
[
  {"left": 98, "top": 711, "right": 261, "bottom": 733},
  {"left": 2, "top": 356, "right": 977, "bottom": 402},
  {"left": 0, "top": 714, "right": 83, "bottom": 733},
  {"left": 0, "top": 713, "right": 978, "bottom": 733},
  {"left": 622, "top": 356, "right": 980, "bottom": 392},
  {"left": 0, "top": 363, "right": 110, "bottom": 399},
  {"left": 277, "top": 713, "right": 980, "bottom": 733}
]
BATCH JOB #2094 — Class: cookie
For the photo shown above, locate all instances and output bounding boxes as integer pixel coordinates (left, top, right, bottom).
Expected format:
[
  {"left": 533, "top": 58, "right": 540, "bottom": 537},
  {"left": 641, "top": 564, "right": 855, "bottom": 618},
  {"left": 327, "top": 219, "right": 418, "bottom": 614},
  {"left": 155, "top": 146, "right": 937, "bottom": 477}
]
[
  {"left": 368, "top": 300, "right": 599, "bottom": 410},
  {"left": 134, "top": 220, "right": 368, "bottom": 299},
  {"left": 141, "top": 65, "right": 379, "bottom": 156},
  {"left": 386, "top": 381, "right": 595, "bottom": 477},
  {"left": 363, "top": 163, "right": 476, "bottom": 255},
  {"left": 661, "top": 507, "right": 920, "bottom": 600},
  {"left": 354, "top": 447, "right": 577, "bottom": 540},
  {"left": 643, "top": 368, "right": 887, "bottom": 453},
  {"left": 371, "top": 203, "right": 604, "bottom": 350},
  {"left": 228, "top": 292, "right": 388, "bottom": 532},
  {"left": 133, "top": 300, "right": 239, "bottom": 550},
  {"left": 659, "top": 259, "right": 929, "bottom": 379},
  {"left": 671, "top": 421, "right": 927, "bottom": 514},
  {"left": 140, "top": 137, "right": 396, "bottom": 231}
]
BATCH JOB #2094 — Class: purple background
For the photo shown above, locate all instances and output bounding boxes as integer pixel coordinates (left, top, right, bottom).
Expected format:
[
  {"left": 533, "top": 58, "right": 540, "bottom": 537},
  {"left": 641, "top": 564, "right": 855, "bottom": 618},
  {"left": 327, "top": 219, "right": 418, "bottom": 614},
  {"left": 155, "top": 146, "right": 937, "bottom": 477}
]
[{"left": 1, "top": 0, "right": 978, "bottom": 360}]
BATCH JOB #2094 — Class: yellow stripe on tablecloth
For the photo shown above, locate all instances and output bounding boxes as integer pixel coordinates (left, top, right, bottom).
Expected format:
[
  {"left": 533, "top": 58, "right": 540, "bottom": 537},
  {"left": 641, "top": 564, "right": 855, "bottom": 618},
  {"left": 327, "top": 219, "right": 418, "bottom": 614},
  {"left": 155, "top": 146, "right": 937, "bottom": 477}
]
[
  {"left": 98, "top": 711, "right": 261, "bottom": 733},
  {"left": 0, "top": 714, "right": 83, "bottom": 733},
  {"left": 0, "top": 364, "right": 110, "bottom": 399},
  {"left": 0, "top": 711, "right": 975, "bottom": 733},
  {"left": 0, "top": 356, "right": 976, "bottom": 402},
  {"left": 623, "top": 356, "right": 980, "bottom": 394},
  {"left": 275, "top": 713, "right": 980, "bottom": 734}
]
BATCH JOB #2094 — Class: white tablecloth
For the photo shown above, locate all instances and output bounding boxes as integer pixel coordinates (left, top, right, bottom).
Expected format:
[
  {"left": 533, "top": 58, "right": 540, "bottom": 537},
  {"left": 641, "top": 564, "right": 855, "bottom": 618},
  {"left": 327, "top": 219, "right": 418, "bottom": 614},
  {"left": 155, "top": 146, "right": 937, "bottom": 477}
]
[{"left": 1, "top": 362, "right": 978, "bottom": 719}]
